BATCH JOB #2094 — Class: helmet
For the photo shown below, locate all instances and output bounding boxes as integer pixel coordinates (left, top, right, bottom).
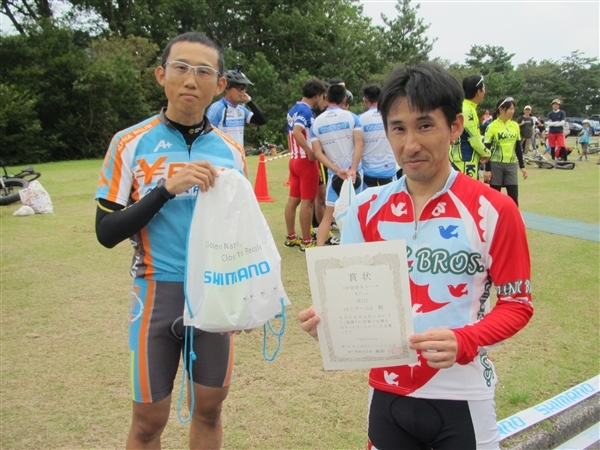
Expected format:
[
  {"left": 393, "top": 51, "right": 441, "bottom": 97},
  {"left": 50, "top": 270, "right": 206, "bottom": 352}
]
[
  {"left": 346, "top": 89, "right": 354, "bottom": 105},
  {"left": 224, "top": 65, "right": 253, "bottom": 87}
]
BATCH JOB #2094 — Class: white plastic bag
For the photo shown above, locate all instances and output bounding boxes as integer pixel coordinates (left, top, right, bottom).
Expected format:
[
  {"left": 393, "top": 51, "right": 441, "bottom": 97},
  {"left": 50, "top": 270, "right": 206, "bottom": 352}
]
[
  {"left": 13, "top": 205, "right": 35, "bottom": 216},
  {"left": 18, "top": 180, "right": 53, "bottom": 214},
  {"left": 184, "top": 169, "right": 290, "bottom": 332},
  {"left": 333, "top": 177, "right": 356, "bottom": 231}
]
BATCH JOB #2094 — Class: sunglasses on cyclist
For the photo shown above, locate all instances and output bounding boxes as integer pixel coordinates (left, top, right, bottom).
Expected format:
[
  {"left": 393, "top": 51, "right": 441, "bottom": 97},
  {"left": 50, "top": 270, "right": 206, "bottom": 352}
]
[{"left": 230, "top": 84, "right": 248, "bottom": 92}]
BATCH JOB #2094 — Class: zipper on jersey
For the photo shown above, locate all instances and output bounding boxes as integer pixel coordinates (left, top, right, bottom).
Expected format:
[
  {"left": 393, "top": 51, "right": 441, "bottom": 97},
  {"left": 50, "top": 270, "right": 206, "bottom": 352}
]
[{"left": 409, "top": 192, "right": 443, "bottom": 241}]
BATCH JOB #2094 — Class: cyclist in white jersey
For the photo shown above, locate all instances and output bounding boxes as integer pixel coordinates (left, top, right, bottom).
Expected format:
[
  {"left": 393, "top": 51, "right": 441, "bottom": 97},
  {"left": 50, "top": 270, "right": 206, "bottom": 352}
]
[
  {"left": 206, "top": 66, "right": 267, "bottom": 148},
  {"left": 310, "top": 83, "right": 363, "bottom": 246},
  {"left": 360, "top": 84, "right": 397, "bottom": 187}
]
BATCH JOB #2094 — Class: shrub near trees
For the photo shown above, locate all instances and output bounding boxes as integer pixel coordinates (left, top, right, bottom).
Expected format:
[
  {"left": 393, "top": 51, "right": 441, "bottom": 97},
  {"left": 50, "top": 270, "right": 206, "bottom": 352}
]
[{"left": 1, "top": 0, "right": 599, "bottom": 164}]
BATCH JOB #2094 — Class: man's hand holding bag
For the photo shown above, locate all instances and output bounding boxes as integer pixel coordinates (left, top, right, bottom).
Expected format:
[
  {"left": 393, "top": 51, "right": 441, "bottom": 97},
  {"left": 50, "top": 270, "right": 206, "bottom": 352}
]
[{"left": 184, "top": 169, "right": 290, "bottom": 333}]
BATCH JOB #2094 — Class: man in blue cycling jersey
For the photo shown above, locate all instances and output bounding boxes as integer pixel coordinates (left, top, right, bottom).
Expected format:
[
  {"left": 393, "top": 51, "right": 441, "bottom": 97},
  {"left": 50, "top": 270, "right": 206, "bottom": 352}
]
[
  {"left": 207, "top": 65, "right": 267, "bottom": 148},
  {"left": 95, "top": 32, "right": 248, "bottom": 449},
  {"left": 360, "top": 84, "right": 397, "bottom": 187}
]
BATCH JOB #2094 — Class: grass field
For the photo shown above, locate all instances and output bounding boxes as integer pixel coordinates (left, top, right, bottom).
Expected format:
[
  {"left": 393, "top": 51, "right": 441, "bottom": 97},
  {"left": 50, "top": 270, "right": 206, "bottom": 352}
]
[{"left": 1, "top": 138, "right": 598, "bottom": 449}]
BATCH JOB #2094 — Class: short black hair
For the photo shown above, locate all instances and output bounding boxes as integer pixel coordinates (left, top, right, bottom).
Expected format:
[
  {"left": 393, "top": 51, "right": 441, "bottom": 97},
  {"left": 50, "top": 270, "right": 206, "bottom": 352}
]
[
  {"left": 301, "top": 79, "right": 327, "bottom": 98},
  {"left": 378, "top": 62, "right": 464, "bottom": 130},
  {"left": 463, "top": 74, "right": 484, "bottom": 100},
  {"left": 327, "top": 84, "right": 347, "bottom": 105},
  {"left": 161, "top": 32, "right": 224, "bottom": 75},
  {"left": 362, "top": 84, "right": 381, "bottom": 103}
]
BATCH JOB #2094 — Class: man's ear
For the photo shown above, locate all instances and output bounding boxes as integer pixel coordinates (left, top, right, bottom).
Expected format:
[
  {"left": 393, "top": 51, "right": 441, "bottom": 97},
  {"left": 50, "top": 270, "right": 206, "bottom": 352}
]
[
  {"left": 450, "top": 113, "right": 464, "bottom": 143},
  {"left": 155, "top": 65, "right": 166, "bottom": 87},
  {"left": 215, "top": 77, "right": 227, "bottom": 96}
]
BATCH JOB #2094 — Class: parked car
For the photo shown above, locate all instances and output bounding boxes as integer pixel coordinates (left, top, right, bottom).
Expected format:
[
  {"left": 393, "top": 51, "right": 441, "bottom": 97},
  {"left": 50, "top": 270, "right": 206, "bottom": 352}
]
[
  {"left": 567, "top": 122, "right": 583, "bottom": 136},
  {"left": 586, "top": 119, "right": 600, "bottom": 135},
  {"left": 566, "top": 117, "right": 586, "bottom": 126}
]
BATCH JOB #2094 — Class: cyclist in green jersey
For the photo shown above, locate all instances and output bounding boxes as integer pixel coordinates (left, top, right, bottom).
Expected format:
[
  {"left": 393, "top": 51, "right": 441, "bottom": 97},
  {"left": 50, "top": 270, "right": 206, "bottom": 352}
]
[
  {"left": 449, "top": 75, "right": 491, "bottom": 180},
  {"left": 484, "top": 97, "right": 528, "bottom": 206}
]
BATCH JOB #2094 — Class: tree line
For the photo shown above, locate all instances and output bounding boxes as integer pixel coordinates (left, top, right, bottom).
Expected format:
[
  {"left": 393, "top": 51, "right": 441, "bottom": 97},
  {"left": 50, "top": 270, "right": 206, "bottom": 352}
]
[{"left": 1, "top": 0, "right": 599, "bottom": 164}]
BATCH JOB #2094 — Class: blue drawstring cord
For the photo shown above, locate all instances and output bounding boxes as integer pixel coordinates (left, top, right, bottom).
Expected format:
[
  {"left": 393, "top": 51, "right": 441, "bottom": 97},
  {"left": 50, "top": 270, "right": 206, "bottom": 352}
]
[
  {"left": 263, "top": 297, "right": 287, "bottom": 362},
  {"left": 178, "top": 298, "right": 286, "bottom": 423},
  {"left": 178, "top": 323, "right": 196, "bottom": 423},
  {"left": 178, "top": 186, "right": 198, "bottom": 423}
]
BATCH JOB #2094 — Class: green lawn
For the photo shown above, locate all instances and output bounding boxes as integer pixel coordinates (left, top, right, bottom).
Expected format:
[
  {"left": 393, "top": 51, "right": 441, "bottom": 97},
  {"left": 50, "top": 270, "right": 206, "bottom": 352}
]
[{"left": 1, "top": 140, "right": 598, "bottom": 449}]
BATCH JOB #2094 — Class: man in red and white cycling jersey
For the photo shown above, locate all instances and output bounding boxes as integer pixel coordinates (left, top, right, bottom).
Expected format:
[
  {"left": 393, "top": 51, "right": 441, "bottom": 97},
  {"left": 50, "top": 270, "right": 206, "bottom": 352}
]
[{"left": 299, "top": 62, "right": 533, "bottom": 450}]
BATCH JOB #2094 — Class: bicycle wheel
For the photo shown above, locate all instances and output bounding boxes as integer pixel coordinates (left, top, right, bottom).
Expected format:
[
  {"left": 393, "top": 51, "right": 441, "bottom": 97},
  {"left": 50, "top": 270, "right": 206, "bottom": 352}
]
[
  {"left": 21, "top": 171, "right": 41, "bottom": 182},
  {"left": 0, "top": 178, "right": 28, "bottom": 205},
  {"left": 586, "top": 145, "right": 600, "bottom": 155},
  {"left": 533, "top": 160, "right": 555, "bottom": 169}
]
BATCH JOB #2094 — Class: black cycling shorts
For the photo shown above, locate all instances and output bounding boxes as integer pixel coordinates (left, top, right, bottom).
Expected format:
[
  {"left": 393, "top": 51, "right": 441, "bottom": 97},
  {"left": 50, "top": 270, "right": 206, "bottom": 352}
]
[
  {"left": 367, "top": 388, "right": 499, "bottom": 449},
  {"left": 363, "top": 174, "right": 394, "bottom": 188}
]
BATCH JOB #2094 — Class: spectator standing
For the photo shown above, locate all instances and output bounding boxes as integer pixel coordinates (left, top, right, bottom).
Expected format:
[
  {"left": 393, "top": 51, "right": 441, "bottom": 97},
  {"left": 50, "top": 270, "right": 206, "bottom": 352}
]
[
  {"left": 535, "top": 119, "right": 547, "bottom": 152},
  {"left": 360, "top": 84, "right": 397, "bottom": 187},
  {"left": 484, "top": 97, "right": 528, "bottom": 206},
  {"left": 283, "top": 79, "right": 328, "bottom": 250},
  {"left": 299, "top": 62, "right": 533, "bottom": 449},
  {"left": 449, "top": 75, "right": 490, "bottom": 179},
  {"left": 547, "top": 99, "right": 567, "bottom": 160},
  {"left": 207, "top": 65, "right": 267, "bottom": 148},
  {"left": 516, "top": 106, "right": 535, "bottom": 154},
  {"left": 95, "top": 32, "right": 247, "bottom": 449},
  {"left": 480, "top": 108, "right": 491, "bottom": 123},
  {"left": 310, "top": 83, "right": 363, "bottom": 247},
  {"left": 578, "top": 120, "right": 591, "bottom": 161}
]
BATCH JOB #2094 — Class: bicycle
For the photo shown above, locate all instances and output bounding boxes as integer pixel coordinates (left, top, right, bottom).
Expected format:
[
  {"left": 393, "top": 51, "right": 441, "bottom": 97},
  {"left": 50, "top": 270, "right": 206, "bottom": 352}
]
[
  {"left": 523, "top": 148, "right": 555, "bottom": 169},
  {"left": 0, "top": 160, "right": 41, "bottom": 206},
  {"left": 245, "top": 143, "right": 285, "bottom": 157},
  {"left": 573, "top": 137, "right": 600, "bottom": 157},
  {"left": 586, "top": 143, "right": 600, "bottom": 155}
]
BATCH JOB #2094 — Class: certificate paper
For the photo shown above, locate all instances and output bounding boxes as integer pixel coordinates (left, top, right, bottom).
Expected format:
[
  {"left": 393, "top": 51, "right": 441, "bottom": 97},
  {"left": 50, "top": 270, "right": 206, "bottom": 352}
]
[{"left": 305, "top": 241, "right": 417, "bottom": 370}]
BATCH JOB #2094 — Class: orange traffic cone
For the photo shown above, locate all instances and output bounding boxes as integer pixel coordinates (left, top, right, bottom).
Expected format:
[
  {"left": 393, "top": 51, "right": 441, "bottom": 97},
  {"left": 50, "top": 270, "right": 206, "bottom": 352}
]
[
  {"left": 283, "top": 173, "right": 291, "bottom": 187},
  {"left": 254, "top": 153, "right": 274, "bottom": 202}
]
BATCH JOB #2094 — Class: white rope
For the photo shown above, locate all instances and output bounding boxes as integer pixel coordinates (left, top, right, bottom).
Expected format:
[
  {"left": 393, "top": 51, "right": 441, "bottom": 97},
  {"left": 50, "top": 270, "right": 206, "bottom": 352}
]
[{"left": 265, "top": 153, "right": 290, "bottom": 163}]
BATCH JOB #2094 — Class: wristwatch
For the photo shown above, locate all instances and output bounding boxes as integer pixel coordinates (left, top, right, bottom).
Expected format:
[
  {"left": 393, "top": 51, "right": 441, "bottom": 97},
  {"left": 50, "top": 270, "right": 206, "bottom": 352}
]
[{"left": 156, "top": 177, "right": 176, "bottom": 200}]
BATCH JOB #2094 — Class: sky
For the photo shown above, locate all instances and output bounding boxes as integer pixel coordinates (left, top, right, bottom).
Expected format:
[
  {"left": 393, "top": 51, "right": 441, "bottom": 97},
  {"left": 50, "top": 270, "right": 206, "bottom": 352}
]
[
  {"left": 2, "top": 0, "right": 598, "bottom": 66},
  {"left": 360, "top": 0, "right": 600, "bottom": 66}
]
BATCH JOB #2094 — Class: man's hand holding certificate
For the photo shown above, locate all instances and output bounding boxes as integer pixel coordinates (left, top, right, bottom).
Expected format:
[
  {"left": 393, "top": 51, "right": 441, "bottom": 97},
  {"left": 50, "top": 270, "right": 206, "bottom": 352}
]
[{"left": 304, "top": 241, "right": 417, "bottom": 370}]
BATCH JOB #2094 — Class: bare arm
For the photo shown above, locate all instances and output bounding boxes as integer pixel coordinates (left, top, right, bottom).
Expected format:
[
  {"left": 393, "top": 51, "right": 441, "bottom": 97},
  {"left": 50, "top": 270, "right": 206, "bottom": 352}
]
[
  {"left": 292, "top": 124, "right": 315, "bottom": 161},
  {"left": 313, "top": 139, "right": 344, "bottom": 177}
]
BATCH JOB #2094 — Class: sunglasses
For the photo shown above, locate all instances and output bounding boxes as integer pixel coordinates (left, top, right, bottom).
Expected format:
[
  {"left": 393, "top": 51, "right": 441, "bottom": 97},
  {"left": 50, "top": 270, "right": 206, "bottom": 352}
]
[
  {"left": 498, "top": 97, "right": 515, "bottom": 109},
  {"left": 230, "top": 84, "right": 248, "bottom": 92}
]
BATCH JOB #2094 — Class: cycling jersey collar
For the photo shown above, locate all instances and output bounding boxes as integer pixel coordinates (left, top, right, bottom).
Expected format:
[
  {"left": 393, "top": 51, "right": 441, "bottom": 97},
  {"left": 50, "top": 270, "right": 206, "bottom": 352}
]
[
  {"left": 158, "top": 107, "right": 214, "bottom": 135},
  {"left": 398, "top": 168, "right": 459, "bottom": 197},
  {"left": 464, "top": 98, "right": 478, "bottom": 109},
  {"left": 223, "top": 97, "right": 242, "bottom": 108}
]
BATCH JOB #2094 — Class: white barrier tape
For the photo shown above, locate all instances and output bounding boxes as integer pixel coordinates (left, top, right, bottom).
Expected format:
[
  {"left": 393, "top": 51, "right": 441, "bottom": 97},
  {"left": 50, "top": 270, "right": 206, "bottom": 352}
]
[
  {"left": 554, "top": 423, "right": 600, "bottom": 449},
  {"left": 265, "top": 153, "right": 290, "bottom": 162},
  {"left": 498, "top": 375, "right": 599, "bottom": 440}
]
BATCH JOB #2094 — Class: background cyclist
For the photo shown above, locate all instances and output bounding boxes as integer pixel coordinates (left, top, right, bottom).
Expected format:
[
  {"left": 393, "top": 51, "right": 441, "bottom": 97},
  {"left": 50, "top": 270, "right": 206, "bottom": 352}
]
[{"left": 207, "top": 65, "right": 267, "bottom": 148}]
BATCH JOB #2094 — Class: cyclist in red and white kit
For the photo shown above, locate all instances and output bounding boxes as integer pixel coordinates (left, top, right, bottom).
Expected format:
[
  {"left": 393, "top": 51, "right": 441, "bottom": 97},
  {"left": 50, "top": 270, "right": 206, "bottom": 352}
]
[
  {"left": 299, "top": 62, "right": 533, "bottom": 449},
  {"left": 283, "top": 78, "right": 328, "bottom": 251}
]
